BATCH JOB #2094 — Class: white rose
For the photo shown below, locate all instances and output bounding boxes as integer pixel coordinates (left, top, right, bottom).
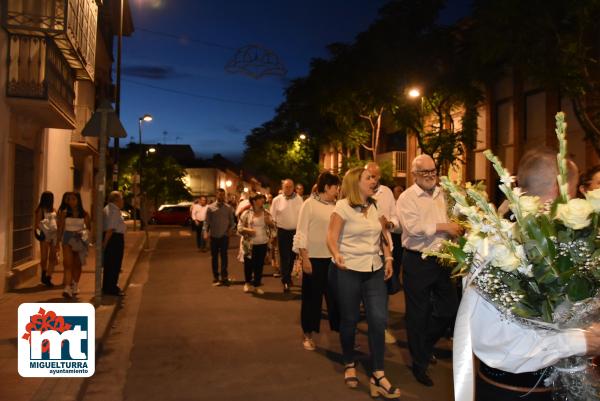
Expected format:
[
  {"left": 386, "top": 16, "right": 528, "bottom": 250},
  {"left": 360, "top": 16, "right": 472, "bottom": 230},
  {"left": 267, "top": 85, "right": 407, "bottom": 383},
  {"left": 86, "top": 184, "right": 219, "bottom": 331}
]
[
  {"left": 490, "top": 242, "right": 520, "bottom": 272},
  {"left": 464, "top": 232, "right": 484, "bottom": 254},
  {"left": 519, "top": 195, "right": 541, "bottom": 217},
  {"left": 556, "top": 198, "right": 594, "bottom": 230},
  {"left": 585, "top": 188, "right": 600, "bottom": 212}
]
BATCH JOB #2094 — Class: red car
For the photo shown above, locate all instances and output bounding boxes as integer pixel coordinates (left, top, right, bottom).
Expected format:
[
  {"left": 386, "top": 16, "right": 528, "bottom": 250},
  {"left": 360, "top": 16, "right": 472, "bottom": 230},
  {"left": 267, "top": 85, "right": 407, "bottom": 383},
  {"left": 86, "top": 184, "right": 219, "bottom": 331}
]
[{"left": 149, "top": 205, "right": 192, "bottom": 226}]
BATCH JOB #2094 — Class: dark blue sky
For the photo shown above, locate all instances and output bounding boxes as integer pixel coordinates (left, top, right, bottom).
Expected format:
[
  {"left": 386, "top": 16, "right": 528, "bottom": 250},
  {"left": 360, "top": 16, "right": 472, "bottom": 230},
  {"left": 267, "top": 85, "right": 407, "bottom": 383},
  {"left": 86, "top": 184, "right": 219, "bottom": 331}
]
[{"left": 119, "top": 0, "right": 470, "bottom": 161}]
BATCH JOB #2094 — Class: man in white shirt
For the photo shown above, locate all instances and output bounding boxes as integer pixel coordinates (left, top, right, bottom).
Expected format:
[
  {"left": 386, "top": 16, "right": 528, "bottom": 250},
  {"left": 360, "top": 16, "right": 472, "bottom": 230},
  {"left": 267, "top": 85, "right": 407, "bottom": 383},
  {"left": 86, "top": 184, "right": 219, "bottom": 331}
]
[
  {"left": 102, "top": 191, "right": 127, "bottom": 296},
  {"left": 270, "top": 178, "right": 303, "bottom": 292},
  {"left": 366, "top": 162, "right": 401, "bottom": 344},
  {"left": 459, "top": 148, "right": 600, "bottom": 401},
  {"left": 191, "top": 196, "right": 208, "bottom": 251},
  {"left": 397, "top": 154, "right": 463, "bottom": 387}
]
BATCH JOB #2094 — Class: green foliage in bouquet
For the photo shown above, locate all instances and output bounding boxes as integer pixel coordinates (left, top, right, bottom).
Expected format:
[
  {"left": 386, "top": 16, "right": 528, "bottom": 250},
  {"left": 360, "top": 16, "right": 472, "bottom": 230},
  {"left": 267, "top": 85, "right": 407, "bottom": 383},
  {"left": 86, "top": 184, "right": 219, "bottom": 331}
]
[{"left": 433, "top": 112, "right": 600, "bottom": 323}]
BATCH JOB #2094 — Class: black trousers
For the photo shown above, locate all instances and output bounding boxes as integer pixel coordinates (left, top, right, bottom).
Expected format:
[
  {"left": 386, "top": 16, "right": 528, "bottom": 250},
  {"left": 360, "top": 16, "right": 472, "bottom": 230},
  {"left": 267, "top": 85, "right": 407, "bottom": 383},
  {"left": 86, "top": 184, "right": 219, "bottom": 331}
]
[
  {"left": 402, "top": 249, "right": 458, "bottom": 371},
  {"left": 211, "top": 236, "right": 229, "bottom": 281},
  {"left": 194, "top": 221, "right": 205, "bottom": 249},
  {"left": 244, "top": 244, "right": 267, "bottom": 287},
  {"left": 301, "top": 258, "right": 339, "bottom": 333},
  {"left": 277, "top": 228, "right": 295, "bottom": 285},
  {"left": 102, "top": 233, "right": 124, "bottom": 292}
]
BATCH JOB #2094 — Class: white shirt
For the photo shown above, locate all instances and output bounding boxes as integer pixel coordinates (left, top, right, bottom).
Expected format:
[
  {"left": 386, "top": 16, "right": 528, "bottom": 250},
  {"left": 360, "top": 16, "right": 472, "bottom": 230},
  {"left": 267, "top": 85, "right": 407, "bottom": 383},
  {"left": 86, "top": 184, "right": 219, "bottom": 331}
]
[
  {"left": 103, "top": 203, "right": 126, "bottom": 234},
  {"left": 332, "top": 199, "right": 383, "bottom": 272},
  {"left": 293, "top": 196, "right": 334, "bottom": 258},
  {"left": 236, "top": 199, "right": 250, "bottom": 217},
  {"left": 270, "top": 193, "right": 303, "bottom": 230},
  {"left": 251, "top": 215, "right": 268, "bottom": 245},
  {"left": 396, "top": 184, "right": 449, "bottom": 252},
  {"left": 373, "top": 185, "right": 399, "bottom": 228},
  {"left": 465, "top": 288, "right": 587, "bottom": 373},
  {"left": 191, "top": 203, "right": 208, "bottom": 222}
]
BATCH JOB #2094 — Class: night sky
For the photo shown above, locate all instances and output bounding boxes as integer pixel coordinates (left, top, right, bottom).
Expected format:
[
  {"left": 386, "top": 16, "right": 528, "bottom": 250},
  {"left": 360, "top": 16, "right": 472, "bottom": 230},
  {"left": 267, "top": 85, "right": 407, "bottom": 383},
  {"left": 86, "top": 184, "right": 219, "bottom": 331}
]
[{"left": 119, "top": 0, "right": 471, "bottom": 161}]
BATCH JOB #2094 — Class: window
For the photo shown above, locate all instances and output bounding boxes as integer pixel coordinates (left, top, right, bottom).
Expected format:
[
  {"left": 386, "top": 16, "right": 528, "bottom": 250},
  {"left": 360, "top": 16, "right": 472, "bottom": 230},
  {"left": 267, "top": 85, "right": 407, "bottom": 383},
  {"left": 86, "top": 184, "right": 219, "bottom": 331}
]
[{"left": 12, "top": 146, "right": 35, "bottom": 266}]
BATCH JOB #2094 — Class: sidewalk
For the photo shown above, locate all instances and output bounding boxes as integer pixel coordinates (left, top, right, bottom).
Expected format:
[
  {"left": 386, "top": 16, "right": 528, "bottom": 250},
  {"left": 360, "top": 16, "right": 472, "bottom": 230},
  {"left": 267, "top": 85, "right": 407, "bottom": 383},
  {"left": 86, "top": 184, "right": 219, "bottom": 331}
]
[{"left": 0, "top": 228, "right": 146, "bottom": 401}]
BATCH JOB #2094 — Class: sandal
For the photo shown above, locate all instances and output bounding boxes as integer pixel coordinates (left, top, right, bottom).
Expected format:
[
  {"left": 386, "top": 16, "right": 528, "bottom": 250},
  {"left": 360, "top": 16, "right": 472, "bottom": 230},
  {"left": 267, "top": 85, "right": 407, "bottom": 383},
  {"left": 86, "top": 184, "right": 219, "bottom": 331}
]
[
  {"left": 370, "top": 374, "right": 401, "bottom": 399},
  {"left": 344, "top": 363, "right": 359, "bottom": 389}
]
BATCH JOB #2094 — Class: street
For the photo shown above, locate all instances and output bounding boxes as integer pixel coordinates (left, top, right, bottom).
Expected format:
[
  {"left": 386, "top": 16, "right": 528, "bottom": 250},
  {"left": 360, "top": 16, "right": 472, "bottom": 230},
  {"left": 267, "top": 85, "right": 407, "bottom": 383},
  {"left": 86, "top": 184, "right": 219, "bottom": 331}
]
[{"left": 81, "top": 226, "right": 453, "bottom": 401}]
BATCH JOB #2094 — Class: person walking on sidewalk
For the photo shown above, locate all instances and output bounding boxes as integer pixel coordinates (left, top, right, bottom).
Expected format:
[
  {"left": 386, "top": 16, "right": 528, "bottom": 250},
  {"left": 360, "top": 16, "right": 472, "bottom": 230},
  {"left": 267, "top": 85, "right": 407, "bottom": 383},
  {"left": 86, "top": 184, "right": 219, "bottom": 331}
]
[
  {"left": 191, "top": 196, "right": 208, "bottom": 251},
  {"left": 366, "top": 162, "right": 402, "bottom": 346},
  {"left": 397, "top": 154, "right": 462, "bottom": 387},
  {"left": 34, "top": 191, "right": 58, "bottom": 286},
  {"left": 238, "top": 193, "right": 276, "bottom": 295},
  {"left": 294, "top": 172, "right": 341, "bottom": 351},
  {"left": 205, "top": 188, "right": 235, "bottom": 286},
  {"left": 102, "top": 191, "right": 126, "bottom": 296},
  {"left": 57, "top": 192, "right": 91, "bottom": 299},
  {"left": 326, "top": 167, "right": 400, "bottom": 398},
  {"left": 270, "top": 179, "right": 303, "bottom": 293}
]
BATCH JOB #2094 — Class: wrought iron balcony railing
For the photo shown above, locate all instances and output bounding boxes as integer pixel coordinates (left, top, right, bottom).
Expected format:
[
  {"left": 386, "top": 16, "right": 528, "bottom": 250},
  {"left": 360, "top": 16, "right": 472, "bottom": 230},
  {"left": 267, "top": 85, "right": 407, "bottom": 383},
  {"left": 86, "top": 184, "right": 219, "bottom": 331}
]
[
  {"left": 7, "top": 34, "right": 76, "bottom": 128},
  {"left": 2, "top": 0, "right": 98, "bottom": 80}
]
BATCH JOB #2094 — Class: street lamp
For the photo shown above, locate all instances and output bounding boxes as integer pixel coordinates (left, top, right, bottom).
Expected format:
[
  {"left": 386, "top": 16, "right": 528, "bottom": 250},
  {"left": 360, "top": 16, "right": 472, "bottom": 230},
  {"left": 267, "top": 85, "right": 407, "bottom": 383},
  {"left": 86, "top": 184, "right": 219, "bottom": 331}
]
[
  {"left": 408, "top": 88, "right": 421, "bottom": 98},
  {"left": 225, "top": 180, "right": 232, "bottom": 188},
  {"left": 137, "top": 114, "right": 153, "bottom": 236},
  {"left": 148, "top": 147, "right": 156, "bottom": 154},
  {"left": 299, "top": 133, "right": 307, "bottom": 140}
]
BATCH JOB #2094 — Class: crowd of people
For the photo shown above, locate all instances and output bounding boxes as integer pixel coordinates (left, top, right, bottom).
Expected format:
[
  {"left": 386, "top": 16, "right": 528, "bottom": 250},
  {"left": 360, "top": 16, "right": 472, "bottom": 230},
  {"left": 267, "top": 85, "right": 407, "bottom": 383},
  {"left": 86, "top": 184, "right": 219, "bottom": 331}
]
[{"left": 32, "top": 149, "right": 600, "bottom": 400}]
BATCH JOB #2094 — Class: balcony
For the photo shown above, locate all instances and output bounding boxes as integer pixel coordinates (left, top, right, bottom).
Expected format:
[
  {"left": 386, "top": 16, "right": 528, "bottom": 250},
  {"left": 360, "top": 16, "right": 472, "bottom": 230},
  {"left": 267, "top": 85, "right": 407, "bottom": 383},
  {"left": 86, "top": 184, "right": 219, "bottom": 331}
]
[
  {"left": 2, "top": 0, "right": 97, "bottom": 81},
  {"left": 6, "top": 34, "right": 76, "bottom": 128},
  {"left": 378, "top": 150, "right": 408, "bottom": 177}
]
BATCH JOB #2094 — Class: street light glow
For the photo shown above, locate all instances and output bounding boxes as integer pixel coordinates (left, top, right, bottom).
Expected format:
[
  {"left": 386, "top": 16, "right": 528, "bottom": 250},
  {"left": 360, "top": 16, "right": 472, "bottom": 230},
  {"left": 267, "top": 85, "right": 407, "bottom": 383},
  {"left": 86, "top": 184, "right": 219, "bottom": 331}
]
[
  {"left": 243, "top": 187, "right": 249, "bottom": 193},
  {"left": 408, "top": 88, "right": 421, "bottom": 98},
  {"left": 148, "top": 147, "right": 156, "bottom": 153},
  {"left": 299, "top": 133, "right": 307, "bottom": 140},
  {"left": 225, "top": 180, "right": 232, "bottom": 188},
  {"left": 141, "top": 114, "right": 153, "bottom": 122}
]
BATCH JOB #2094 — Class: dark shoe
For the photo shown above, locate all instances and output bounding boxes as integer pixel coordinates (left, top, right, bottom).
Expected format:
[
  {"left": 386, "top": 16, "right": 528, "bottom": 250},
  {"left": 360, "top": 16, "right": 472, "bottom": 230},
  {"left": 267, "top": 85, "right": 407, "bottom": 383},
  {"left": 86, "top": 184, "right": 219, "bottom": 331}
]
[
  {"left": 41, "top": 275, "right": 54, "bottom": 287},
  {"left": 283, "top": 283, "right": 290, "bottom": 293},
  {"left": 412, "top": 366, "right": 433, "bottom": 387},
  {"left": 370, "top": 374, "right": 402, "bottom": 398},
  {"left": 344, "top": 363, "right": 359, "bottom": 389},
  {"left": 221, "top": 279, "right": 230, "bottom": 287}
]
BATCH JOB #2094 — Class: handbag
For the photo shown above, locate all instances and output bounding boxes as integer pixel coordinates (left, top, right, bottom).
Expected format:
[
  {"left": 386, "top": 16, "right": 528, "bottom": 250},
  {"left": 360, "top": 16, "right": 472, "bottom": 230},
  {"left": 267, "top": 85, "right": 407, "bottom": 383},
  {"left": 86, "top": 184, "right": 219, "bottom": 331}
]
[{"left": 34, "top": 228, "right": 45, "bottom": 242}]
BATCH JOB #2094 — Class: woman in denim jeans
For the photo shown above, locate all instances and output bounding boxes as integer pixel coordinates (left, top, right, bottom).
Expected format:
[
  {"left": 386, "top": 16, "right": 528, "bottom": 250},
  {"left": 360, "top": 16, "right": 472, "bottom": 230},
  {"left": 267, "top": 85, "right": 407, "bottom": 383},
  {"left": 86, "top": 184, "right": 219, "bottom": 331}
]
[{"left": 327, "top": 167, "right": 400, "bottom": 399}]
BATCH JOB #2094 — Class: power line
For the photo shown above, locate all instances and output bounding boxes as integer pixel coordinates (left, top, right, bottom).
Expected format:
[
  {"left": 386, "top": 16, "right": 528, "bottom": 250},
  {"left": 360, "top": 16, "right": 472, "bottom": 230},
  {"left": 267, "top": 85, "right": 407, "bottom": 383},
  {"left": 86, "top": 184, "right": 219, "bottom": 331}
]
[
  {"left": 137, "top": 27, "right": 237, "bottom": 50},
  {"left": 122, "top": 78, "right": 276, "bottom": 108}
]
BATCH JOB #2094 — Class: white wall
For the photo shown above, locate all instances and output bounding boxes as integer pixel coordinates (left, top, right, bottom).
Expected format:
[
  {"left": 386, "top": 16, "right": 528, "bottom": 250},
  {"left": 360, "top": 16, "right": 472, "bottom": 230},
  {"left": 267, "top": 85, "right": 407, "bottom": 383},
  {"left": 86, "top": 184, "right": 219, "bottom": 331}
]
[
  {"left": 44, "top": 129, "right": 74, "bottom": 208},
  {"left": 0, "top": 26, "right": 9, "bottom": 294}
]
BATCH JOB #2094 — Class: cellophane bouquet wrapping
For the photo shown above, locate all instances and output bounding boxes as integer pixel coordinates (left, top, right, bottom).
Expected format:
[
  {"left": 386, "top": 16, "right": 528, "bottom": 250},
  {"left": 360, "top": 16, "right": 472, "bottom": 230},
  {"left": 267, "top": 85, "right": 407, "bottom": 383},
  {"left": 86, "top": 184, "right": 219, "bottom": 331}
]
[{"left": 429, "top": 112, "right": 600, "bottom": 400}]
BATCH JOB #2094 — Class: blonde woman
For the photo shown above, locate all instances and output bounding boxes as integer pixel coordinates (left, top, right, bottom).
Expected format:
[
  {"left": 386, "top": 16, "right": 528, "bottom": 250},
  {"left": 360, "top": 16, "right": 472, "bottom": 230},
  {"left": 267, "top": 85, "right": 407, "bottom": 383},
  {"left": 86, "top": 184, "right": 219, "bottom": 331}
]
[{"left": 327, "top": 167, "right": 400, "bottom": 399}]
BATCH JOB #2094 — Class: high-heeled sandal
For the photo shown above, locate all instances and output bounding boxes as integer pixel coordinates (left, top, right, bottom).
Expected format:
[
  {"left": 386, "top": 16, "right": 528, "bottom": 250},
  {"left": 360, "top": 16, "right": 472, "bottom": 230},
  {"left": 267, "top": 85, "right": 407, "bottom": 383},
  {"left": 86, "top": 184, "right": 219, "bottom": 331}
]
[
  {"left": 370, "top": 374, "right": 401, "bottom": 399},
  {"left": 344, "top": 363, "right": 359, "bottom": 389}
]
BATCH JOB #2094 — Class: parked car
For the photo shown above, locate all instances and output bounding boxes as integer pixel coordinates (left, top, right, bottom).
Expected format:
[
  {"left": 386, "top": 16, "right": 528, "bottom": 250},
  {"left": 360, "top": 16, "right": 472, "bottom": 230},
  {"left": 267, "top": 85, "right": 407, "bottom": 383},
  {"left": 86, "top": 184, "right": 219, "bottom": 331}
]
[{"left": 149, "top": 204, "right": 192, "bottom": 226}]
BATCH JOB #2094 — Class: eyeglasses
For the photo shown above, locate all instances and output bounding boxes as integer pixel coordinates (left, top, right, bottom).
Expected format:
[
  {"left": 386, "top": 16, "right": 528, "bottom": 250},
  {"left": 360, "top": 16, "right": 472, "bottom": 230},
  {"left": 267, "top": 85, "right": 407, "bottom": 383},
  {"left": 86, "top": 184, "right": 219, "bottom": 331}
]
[{"left": 414, "top": 169, "right": 437, "bottom": 177}]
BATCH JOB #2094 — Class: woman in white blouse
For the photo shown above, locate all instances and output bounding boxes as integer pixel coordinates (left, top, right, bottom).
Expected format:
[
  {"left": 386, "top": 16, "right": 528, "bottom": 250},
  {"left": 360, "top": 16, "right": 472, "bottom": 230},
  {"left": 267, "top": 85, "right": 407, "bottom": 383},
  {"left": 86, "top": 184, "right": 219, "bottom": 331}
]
[
  {"left": 327, "top": 167, "right": 400, "bottom": 399},
  {"left": 293, "top": 172, "right": 341, "bottom": 351}
]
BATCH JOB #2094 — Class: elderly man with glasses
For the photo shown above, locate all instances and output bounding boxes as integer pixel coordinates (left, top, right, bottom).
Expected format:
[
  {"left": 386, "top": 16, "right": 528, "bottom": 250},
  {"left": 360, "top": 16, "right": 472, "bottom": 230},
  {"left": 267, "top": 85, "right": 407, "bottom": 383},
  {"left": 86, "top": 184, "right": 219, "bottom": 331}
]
[{"left": 396, "top": 154, "right": 463, "bottom": 387}]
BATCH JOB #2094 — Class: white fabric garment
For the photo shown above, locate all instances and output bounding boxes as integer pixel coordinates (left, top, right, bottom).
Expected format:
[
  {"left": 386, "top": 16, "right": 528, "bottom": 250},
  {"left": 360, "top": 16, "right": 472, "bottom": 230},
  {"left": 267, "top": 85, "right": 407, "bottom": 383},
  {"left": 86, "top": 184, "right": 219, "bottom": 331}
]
[
  {"left": 332, "top": 199, "right": 383, "bottom": 272},
  {"left": 396, "top": 183, "right": 449, "bottom": 252},
  {"left": 103, "top": 203, "right": 126, "bottom": 234},
  {"left": 453, "top": 286, "right": 588, "bottom": 401},
  {"left": 373, "top": 185, "right": 399, "bottom": 228},
  {"left": 270, "top": 193, "right": 303, "bottom": 230},
  {"left": 40, "top": 211, "right": 58, "bottom": 242},
  {"left": 251, "top": 215, "right": 268, "bottom": 245},
  {"left": 235, "top": 199, "right": 250, "bottom": 217},
  {"left": 191, "top": 203, "right": 208, "bottom": 222},
  {"left": 293, "top": 196, "right": 334, "bottom": 258},
  {"left": 64, "top": 217, "right": 85, "bottom": 232}
]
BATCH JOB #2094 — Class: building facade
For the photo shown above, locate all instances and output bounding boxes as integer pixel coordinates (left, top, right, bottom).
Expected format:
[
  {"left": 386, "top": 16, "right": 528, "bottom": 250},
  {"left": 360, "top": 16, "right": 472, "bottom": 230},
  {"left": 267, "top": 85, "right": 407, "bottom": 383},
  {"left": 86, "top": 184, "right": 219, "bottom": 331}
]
[{"left": 0, "top": 0, "right": 133, "bottom": 294}]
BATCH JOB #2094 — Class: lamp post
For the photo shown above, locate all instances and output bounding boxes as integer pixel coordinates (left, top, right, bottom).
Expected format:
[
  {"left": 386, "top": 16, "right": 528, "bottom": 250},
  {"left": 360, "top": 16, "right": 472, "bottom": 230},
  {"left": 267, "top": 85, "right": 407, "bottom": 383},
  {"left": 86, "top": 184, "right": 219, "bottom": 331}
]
[
  {"left": 137, "top": 114, "right": 152, "bottom": 240},
  {"left": 113, "top": 0, "right": 125, "bottom": 190}
]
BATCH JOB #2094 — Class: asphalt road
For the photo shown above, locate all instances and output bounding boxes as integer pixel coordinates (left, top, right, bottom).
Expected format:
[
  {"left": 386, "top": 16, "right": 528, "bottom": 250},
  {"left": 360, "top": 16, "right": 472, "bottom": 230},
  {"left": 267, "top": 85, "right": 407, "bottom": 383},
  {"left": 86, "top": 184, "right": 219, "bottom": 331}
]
[{"left": 82, "top": 226, "right": 454, "bottom": 401}]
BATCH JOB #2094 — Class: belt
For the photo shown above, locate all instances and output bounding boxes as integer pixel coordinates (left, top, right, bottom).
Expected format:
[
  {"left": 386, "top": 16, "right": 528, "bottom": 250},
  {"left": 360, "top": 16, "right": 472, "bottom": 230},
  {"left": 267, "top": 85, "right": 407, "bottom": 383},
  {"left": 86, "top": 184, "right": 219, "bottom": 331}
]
[{"left": 478, "top": 363, "right": 552, "bottom": 393}]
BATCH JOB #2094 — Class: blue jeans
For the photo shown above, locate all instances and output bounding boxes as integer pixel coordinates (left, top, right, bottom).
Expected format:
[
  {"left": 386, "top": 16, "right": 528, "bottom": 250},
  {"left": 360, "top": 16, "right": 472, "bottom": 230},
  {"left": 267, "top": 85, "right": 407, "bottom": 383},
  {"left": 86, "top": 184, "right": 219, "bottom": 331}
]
[{"left": 332, "top": 265, "right": 388, "bottom": 371}]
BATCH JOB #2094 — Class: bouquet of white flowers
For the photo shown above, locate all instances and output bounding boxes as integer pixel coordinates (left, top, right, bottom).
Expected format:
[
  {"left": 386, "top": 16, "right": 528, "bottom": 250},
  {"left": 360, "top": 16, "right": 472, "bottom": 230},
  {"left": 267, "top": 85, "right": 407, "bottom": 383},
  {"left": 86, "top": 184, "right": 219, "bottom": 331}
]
[{"left": 430, "top": 112, "right": 600, "bottom": 400}]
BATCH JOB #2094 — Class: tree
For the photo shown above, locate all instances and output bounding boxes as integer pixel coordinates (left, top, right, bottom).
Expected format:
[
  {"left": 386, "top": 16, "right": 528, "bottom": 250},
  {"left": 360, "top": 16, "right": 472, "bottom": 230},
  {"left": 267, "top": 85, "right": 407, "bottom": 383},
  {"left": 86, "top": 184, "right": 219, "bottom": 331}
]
[{"left": 119, "top": 148, "right": 190, "bottom": 208}]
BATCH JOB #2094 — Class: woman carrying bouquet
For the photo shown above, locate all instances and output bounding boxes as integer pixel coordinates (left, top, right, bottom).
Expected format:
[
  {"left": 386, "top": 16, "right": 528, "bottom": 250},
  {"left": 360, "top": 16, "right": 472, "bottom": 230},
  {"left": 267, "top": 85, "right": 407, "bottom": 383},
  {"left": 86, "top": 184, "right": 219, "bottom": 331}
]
[{"left": 327, "top": 167, "right": 400, "bottom": 399}]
